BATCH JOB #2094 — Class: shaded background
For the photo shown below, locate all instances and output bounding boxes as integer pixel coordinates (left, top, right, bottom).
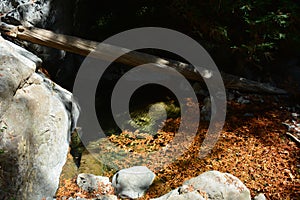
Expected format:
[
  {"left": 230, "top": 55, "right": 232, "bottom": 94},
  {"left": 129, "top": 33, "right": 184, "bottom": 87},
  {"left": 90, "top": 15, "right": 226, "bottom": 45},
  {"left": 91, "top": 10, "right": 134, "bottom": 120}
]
[{"left": 49, "top": 0, "right": 300, "bottom": 101}]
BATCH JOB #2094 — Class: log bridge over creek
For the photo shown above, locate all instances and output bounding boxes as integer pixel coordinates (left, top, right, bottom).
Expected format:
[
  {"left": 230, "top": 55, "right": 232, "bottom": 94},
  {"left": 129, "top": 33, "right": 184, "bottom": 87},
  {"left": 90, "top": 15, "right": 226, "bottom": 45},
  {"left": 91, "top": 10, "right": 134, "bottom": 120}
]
[{"left": 0, "top": 22, "right": 287, "bottom": 95}]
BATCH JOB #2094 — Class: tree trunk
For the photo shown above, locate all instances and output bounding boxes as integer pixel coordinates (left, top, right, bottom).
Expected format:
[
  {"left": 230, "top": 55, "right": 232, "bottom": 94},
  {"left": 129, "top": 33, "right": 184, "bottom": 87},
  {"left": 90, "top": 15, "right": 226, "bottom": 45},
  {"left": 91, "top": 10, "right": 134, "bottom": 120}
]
[{"left": 0, "top": 22, "right": 287, "bottom": 94}]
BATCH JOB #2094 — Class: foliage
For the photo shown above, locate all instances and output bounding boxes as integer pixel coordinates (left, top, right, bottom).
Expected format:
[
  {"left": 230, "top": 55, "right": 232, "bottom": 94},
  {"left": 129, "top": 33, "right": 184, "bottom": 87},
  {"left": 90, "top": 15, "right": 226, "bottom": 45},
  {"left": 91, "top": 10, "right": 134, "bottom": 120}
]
[
  {"left": 168, "top": 0, "right": 300, "bottom": 69},
  {"left": 82, "top": 0, "right": 300, "bottom": 77}
]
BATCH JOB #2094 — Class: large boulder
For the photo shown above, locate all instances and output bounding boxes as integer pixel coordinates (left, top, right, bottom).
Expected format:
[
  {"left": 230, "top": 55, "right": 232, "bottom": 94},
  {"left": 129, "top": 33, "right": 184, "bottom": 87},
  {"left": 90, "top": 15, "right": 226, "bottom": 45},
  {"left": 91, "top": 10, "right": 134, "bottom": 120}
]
[
  {"left": 1, "top": 0, "right": 74, "bottom": 61},
  {"left": 112, "top": 166, "right": 156, "bottom": 199},
  {"left": 0, "top": 36, "right": 79, "bottom": 199},
  {"left": 1, "top": 0, "right": 77, "bottom": 89},
  {"left": 151, "top": 170, "right": 251, "bottom": 200}
]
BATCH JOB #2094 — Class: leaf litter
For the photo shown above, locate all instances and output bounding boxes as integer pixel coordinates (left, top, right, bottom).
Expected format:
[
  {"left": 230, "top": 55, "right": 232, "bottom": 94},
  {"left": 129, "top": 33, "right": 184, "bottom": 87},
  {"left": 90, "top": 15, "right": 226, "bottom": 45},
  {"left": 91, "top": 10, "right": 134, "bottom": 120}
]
[{"left": 57, "top": 95, "right": 299, "bottom": 199}]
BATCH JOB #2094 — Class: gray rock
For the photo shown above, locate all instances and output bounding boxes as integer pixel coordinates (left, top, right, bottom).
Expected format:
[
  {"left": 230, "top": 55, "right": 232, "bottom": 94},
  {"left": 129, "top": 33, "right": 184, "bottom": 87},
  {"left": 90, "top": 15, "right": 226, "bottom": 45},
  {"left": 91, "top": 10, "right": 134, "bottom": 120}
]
[
  {"left": 183, "top": 171, "right": 251, "bottom": 200},
  {"left": 151, "top": 188, "right": 180, "bottom": 200},
  {"left": 67, "top": 194, "right": 118, "bottom": 200},
  {"left": 167, "top": 191, "right": 206, "bottom": 200},
  {"left": 68, "top": 197, "right": 86, "bottom": 200},
  {"left": 151, "top": 187, "right": 206, "bottom": 200},
  {"left": 0, "top": 0, "right": 84, "bottom": 90},
  {"left": 99, "top": 195, "right": 118, "bottom": 200},
  {"left": 2, "top": 39, "right": 42, "bottom": 67},
  {"left": 45, "top": 197, "right": 56, "bottom": 200},
  {"left": 152, "top": 170, "right": 251, "bottom": 200},
  {"left": 237, "top": 96, "right": 250, "bottom": 104},
  {"left": 112, "top": 166, "right": 156, "bottom": 199},
  {"left": 1, "top": 0, "right": 74, "bottom": 66},
  {"left": 0, "top": 36, "right": 79, "bottom": 199},
  {"left": 76, "top": 173, "right": 111, "bottom": 194},
  {"left": 254, "top": 193, "right": 266, "bottom": 200},
  {"left": 0, "top": 36, "right": 36, "bottom": 118},
  {"left": 291, "top": 112, "right": 300, "bottom": 119},
  {"left": 2, "top": 0, "right": 50, "bottom": 27}
]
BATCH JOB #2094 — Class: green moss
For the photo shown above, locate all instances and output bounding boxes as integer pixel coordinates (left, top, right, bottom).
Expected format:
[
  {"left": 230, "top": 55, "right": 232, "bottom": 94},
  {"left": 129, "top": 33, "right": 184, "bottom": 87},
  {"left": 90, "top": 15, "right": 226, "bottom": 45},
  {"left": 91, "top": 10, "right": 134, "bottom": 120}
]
[{"left": 124, "top": 101, "right": 180, "bottom": 135}]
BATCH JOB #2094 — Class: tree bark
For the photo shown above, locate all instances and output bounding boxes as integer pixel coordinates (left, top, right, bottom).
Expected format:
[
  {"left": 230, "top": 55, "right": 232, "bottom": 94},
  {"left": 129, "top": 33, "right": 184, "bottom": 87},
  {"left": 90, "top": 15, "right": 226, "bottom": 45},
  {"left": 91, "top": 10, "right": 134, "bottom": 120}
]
[{"left": 0, "top": 22, "right": 287, "bottom": 94}]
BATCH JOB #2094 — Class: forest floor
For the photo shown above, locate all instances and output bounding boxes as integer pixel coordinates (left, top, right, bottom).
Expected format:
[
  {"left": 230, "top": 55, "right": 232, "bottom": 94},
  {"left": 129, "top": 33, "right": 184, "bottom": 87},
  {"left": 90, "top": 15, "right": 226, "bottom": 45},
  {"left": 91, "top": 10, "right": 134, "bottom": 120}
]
[{"left": 56, "top": 94, "right": 299, "bottom": 200}]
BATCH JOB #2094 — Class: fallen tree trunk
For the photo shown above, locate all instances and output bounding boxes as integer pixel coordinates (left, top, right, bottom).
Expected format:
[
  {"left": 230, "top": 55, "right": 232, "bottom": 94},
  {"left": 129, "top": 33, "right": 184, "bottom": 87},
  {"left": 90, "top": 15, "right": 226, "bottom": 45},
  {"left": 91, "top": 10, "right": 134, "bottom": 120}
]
[{"left": 0, "top": 22, "right": 287, "bottom": 94}]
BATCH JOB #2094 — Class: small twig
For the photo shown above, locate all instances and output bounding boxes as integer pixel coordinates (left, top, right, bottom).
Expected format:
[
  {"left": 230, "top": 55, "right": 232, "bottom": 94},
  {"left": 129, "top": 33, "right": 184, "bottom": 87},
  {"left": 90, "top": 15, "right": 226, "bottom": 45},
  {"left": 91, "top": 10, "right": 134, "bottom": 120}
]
[{"left": 286, "top": 132, "right": 300, "bottom": 145}]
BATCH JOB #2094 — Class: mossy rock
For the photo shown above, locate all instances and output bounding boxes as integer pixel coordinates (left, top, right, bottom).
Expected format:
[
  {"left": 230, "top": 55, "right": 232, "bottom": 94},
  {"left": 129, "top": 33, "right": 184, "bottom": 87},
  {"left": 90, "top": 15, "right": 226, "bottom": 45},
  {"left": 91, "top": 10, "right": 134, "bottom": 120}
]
[{"left": 117, "top": 101, "right": 180, "bottom": 135}]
